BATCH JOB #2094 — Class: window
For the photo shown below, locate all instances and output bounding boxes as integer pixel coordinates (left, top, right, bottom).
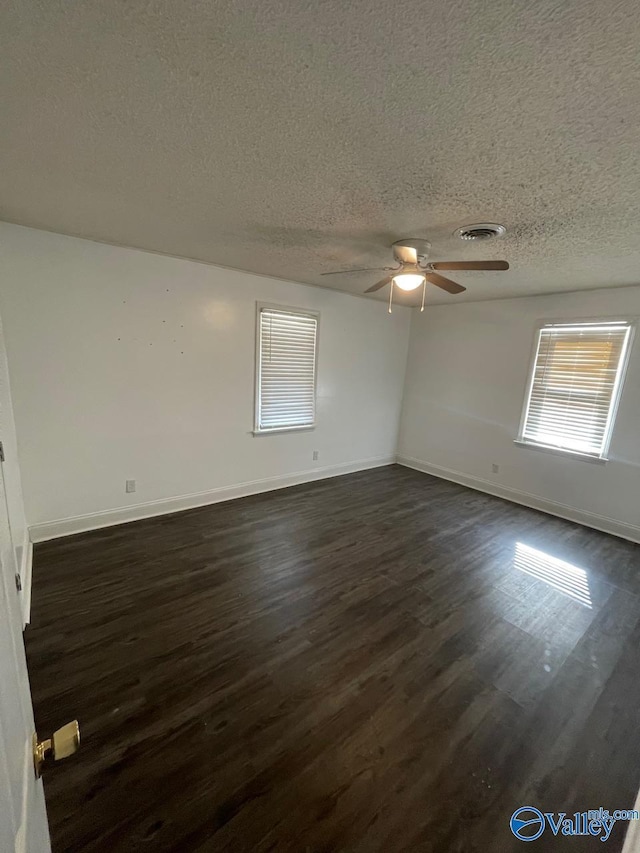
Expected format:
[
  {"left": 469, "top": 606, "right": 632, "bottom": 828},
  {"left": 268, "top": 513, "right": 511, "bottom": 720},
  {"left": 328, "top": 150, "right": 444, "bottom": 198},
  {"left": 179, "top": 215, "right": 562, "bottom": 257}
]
[
  {"left": 255, "top": 305, "right": 319, "bottom": 433},
  {"left": 517, "top": 320, "right": 633, "bottom": 460}
]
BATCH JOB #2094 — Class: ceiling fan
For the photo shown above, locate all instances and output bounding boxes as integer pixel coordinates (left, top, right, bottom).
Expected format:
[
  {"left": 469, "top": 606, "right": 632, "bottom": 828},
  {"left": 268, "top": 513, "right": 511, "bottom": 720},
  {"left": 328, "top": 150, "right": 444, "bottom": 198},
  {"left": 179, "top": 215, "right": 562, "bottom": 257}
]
[{"left": 321, "top": 239, "right": 509, "bottom": 312}]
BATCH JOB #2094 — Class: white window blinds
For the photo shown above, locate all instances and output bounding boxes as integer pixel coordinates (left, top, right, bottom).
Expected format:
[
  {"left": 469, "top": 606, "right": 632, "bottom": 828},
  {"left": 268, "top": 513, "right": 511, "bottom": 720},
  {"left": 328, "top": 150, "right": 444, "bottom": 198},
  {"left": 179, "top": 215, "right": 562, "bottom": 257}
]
[
  {"left": 519, "top": 321, "right": 633, "bottom": 458},
  {"left": 256, "top": 307, "right": 318, "bottom": 432}
]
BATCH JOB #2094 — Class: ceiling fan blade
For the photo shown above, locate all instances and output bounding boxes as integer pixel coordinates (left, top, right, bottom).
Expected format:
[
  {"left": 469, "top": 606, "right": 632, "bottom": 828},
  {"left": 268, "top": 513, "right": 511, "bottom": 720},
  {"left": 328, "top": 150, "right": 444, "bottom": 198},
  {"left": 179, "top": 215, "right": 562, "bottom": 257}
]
[
  {"left": 365, "top": 275, "right": 393, "bottom": 293},
  {"left": 320, "top": 267, "right": 387, "bottom": 276},
  {"left": 425, "top": 272, "right": 466, "bottom": 294},
  {"left": 392, "top": 245, "right": 418, "bottom": 265},
  {"left": 430, "top": 260, "right": 509, "bottom": 271}
]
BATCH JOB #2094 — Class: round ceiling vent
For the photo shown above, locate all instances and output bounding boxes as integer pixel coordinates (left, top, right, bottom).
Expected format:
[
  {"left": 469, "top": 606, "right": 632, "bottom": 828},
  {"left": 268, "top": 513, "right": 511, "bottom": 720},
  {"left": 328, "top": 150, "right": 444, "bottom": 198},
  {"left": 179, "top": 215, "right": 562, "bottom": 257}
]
[{"left": 454, "top": 223, "right": 506, "bottom": 241}]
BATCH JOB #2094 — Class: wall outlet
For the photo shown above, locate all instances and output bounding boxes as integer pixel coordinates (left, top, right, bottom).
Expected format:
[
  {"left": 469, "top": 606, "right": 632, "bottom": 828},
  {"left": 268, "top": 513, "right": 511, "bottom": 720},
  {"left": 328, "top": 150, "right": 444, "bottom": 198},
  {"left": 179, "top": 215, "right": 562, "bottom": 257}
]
[
  {"left": 491, "top": 463, "right": 500, "bottom": 474},
  {"left": 125, "top": 479, "right": 136, "bottom": 493},
  {"left": 312, "top": 450, "right": 319, "bottom": 461}
]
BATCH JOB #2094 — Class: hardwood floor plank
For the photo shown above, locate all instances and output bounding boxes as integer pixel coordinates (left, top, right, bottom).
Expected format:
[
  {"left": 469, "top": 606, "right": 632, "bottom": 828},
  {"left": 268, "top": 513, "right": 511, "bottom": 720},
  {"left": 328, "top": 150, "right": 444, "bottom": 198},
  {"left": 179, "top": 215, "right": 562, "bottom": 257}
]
[{"left": 25, "top": 465, "right": 640, "bottom": 851}]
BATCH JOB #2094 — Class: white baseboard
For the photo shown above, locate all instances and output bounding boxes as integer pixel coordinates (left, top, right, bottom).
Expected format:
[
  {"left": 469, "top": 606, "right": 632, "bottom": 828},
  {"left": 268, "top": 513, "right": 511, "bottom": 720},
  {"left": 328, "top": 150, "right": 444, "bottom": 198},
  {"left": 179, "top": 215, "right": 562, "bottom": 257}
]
[
  {"left": 397, "top": 455, "right": 640, "bottom": 544},
  {"left": 20, "top": 531, "right": 33, "bottom": 626},
  {"left": 28, "top": 456, "right": 395, "bottom": 542}
]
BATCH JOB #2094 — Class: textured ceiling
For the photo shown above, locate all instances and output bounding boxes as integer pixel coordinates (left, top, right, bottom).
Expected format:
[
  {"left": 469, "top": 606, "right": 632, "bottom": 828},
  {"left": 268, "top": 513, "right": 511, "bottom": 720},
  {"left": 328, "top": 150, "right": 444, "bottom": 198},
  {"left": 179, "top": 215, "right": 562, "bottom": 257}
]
[{"left": 2, "top": 0, "right": 640, "bottom": 306}]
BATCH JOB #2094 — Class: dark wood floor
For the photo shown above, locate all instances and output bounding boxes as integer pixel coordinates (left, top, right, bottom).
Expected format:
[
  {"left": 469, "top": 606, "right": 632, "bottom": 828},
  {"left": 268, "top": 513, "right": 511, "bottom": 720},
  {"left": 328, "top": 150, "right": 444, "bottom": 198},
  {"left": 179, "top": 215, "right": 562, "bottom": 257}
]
[{"left": 25, "top": 465, "right": 640, "bottom": 851}]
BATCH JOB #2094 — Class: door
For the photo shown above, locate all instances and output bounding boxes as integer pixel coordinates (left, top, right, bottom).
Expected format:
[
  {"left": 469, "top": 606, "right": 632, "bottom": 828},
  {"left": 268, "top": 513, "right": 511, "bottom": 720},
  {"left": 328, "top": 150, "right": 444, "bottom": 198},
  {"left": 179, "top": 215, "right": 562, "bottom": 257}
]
[{"left": 0, "top": 452, "right": 50, "bottom": 852}]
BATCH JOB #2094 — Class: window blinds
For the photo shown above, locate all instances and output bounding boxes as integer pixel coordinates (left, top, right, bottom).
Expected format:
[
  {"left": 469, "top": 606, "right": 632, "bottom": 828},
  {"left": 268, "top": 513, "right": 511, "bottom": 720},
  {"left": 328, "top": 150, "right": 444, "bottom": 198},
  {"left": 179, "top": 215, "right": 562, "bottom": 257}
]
[
  {"left": 257, "top": 308, "right": 318, "bottom": 431},
  {"left": 520, "top": 322, "right": 632, "bottom": 457}
]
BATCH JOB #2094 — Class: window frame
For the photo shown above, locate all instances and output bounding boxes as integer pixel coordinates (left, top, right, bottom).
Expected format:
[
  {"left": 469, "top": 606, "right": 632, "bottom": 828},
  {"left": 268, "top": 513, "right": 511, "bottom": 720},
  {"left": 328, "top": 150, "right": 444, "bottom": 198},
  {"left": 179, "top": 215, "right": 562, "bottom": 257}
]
[
  {"left": 253, "top": 302, "right": 320, "bottom": 436},
  {"left": 515, "top": 317, "right": 635, "bottom": 463}
]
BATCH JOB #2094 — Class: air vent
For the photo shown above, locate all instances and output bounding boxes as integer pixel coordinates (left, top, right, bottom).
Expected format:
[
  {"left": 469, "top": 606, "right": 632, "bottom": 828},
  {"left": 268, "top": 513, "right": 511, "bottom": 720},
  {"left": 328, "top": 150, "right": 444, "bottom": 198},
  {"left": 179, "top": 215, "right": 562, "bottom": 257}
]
[{"left": 454, "top": 223, "right": 506, "bottom": 241}]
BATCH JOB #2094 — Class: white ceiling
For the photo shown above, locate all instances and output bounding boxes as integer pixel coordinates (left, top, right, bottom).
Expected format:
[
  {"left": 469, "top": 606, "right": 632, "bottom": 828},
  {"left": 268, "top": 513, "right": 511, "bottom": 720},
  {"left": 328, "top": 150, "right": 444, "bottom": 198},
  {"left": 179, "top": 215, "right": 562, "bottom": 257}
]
[{"left": 1, "top": 0, "right": 640, "bottom": 305}]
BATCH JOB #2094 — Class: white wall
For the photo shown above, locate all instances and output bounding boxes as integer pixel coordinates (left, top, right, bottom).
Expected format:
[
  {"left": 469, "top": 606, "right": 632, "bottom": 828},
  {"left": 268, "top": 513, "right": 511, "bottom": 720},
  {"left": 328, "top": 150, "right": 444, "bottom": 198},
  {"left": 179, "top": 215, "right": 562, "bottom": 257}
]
[
  {"left": 398, "top": 285, "right": 640, "bottom": 542},
  {"left": 4, "top": 220, "right": 638, "bottom": 546},
  {"left": 0, "top": 224, "right": 411, "bottom": 539}
]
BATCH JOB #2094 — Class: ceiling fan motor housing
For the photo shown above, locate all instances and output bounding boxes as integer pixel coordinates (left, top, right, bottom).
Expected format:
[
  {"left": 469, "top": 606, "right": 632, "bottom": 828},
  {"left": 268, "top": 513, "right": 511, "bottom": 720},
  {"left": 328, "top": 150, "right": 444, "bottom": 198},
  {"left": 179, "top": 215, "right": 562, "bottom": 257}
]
[{"left": 392, "top": 238, "right": 431, "bottom": 264}]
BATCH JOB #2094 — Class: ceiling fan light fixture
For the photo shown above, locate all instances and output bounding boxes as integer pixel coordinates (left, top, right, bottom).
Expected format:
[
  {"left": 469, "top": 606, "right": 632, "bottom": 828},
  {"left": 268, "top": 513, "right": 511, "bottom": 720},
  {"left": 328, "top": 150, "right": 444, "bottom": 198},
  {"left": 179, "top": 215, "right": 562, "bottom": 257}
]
[{"left": 392, "top": 272, "right": 425, "bottom": 291}]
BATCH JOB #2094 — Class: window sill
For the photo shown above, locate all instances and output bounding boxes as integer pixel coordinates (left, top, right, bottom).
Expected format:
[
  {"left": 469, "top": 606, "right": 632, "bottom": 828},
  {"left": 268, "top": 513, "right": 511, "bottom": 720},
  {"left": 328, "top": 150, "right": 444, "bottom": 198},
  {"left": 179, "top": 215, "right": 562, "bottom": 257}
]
[
  {"left": 252, "top": 425, "right": 316, "bottom": 436},
  {"left": 513, "top": 439, "right": 608, "bottom": 465}
]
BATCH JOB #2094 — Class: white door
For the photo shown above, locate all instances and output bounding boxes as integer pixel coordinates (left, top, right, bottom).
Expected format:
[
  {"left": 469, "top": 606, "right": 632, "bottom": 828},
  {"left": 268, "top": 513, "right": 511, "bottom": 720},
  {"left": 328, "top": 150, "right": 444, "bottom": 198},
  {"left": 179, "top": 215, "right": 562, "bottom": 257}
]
[{"left": 0, "top": 453, "right": 50, "bottom": 853}]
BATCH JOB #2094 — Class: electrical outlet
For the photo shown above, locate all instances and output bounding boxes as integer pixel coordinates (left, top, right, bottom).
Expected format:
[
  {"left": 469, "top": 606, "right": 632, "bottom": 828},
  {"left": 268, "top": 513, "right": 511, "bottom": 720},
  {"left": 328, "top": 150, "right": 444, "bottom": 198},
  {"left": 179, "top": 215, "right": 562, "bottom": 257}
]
[
  {"left": 125, "top": 479, "right": 136, "bottom": 493},
  {"left": 492, "top": 464, "right": 500, "bottom": 474},
  {"left": 312, "top": 450, "right": 319, "bottom": 461}
]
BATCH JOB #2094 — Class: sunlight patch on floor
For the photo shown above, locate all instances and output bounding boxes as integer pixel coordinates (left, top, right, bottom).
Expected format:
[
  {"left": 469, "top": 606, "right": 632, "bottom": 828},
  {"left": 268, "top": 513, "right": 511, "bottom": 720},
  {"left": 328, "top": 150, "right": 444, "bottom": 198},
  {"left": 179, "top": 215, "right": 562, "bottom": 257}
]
[{"left": 514, "top": 542, "right": 592, "bottom": 609}]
